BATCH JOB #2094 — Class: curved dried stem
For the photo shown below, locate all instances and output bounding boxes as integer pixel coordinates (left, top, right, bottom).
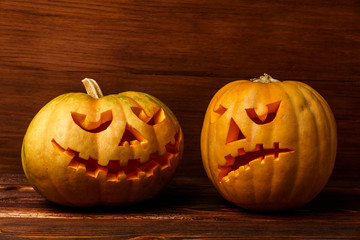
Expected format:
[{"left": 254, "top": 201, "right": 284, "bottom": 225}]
[
  {"left": 82, "top": 78, "right": 103, "bottom": 99},
  {"left": 250, "top": 73, "right": 280, "bottom": 83}
]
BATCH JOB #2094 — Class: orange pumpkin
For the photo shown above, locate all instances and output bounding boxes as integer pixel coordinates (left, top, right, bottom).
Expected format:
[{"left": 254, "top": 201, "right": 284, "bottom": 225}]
[
  {"left": 201, "top": 74, "right": 337, "bottom": 211},
  {"left": 22, "top": 78, "right": 184, "bottom": 206}
]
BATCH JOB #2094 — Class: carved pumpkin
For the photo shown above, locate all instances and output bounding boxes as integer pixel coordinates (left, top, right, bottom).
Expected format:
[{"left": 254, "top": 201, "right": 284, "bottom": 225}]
[
  {"left": 201, "top": 74, "right": 337, "bottom": 211},
  {"left": 22, "top": 78, "right": 184, "bottom": 207}
]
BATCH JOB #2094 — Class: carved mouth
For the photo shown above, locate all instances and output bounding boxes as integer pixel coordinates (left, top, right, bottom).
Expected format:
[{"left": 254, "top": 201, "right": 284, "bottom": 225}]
[
  {"left": 51, "top": 131, "right": 181, "bottom": 182},
  {"left": 218, "top": 143, "right": 293, "bottom": 182}
]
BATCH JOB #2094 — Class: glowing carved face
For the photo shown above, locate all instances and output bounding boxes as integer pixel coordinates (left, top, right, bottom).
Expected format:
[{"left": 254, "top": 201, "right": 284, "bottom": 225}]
[
  {"left": 201, "top": 80, "right": 299, "bottom": 188},
  {"left": 215, "top": 100, "right": 294, "bottom": 182},
  {"left": 50, "top": 95, "right": 182, "bottom": 183},
  {"left": 51, "top": 108, "right": 181, "bottom": 182}
]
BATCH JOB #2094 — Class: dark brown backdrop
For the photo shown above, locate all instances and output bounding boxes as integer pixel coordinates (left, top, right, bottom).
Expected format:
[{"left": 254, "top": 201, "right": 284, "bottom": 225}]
[
  {"left": 0, "top": 0, "right": 359, "bottom": 238},
  {"left": 1, "top": 0, "right": 359, "bottom": 179}
]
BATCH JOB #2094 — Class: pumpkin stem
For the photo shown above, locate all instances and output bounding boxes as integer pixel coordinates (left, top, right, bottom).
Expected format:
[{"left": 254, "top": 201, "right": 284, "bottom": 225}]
[
  {"left": 250, "top": 73, "right": 280, "bottom": 83},
  {"left": 82, "top": 78, "right": 104, "bottom": 99}
]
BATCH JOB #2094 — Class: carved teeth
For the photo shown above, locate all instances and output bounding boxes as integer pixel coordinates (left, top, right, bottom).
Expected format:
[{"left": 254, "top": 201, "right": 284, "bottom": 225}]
[
  {"left": 78, "top": 163, "right": 86, "bottom": 170},
  {"left": 51, "top": 130, "right": 181, "bottom": 182},
  {"left": 86, "top": 170, "right": 98, "bottom": 178},
  {"left": 120, "top": 140, "right": 141, "bottom": 147},
  {"left": 138, "top": 171, "right": 146, "bottom": 179},
  {"left": 130, "top": 140, "right": 140, "bottom": 145},
  {"left": 107, "top": 173, "right": 119, "bottom": 182},
  {"left": 148, "top": 165, "right": 161, "bottom": 178},
  {"left": 117, "top": 172, "right": 126, "bottom": 181},
  {"left": 64, "top": 150, "right": 75, "bottom": 158},
  {"left": 97, "top": 169, "right": 108, "bottom": 179},
  {"left": 219, "top": 142, "right": 293, "bottom": 183},
  {"left": 234, "top": 169, "right": 240, "bottom": 177},
  {"left": 121, "top": 141, "right": 130, "bottom": 147},
  {"left": 223, "top": 176, "right": 230, "bottom": 183},
  {"left": 68, "top": 159, "right": 79, "bottom": 169}
]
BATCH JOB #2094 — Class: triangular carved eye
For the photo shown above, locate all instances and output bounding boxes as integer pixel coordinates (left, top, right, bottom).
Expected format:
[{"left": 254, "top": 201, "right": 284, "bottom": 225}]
[
  {"left": 214, "top": 104, "right": 227, "bottom": 115},
  {"left": 226, "top": 118, "right": 246, "bottom": 144},
  {"left": 245, "top": 101, "right": 281, "bottom": 125},
  {"left": 131, "top": 107, "right": 165, "bottom": 126},
  {"left": 119, "top": 124, "right": 147, "bottom": 146},
  {"left": 147, "top": 107, "right": 165, "bottom": 126}
]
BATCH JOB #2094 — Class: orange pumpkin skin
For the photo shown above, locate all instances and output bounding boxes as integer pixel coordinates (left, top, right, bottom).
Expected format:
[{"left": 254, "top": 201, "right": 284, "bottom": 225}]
[
  {"left": 201, "top": 74, "right": 337, "bottom": 211},
  {"left": 22, "top": 80, "right": 183, "bottom": 207}
]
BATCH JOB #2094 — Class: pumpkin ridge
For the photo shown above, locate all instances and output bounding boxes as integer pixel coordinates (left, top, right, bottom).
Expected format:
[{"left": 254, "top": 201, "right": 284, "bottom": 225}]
[
  {"left": 293, "top": 82, "right": 337, "bottom": 154},
  {"left": 44, "top": 95, "right": 76, "bottom": 206},
  {"left": 268, "top": 82, "right": 300, "bottom": 203},
  {"left": 293, "top": 83, "right": 330, "bottom": 200}
]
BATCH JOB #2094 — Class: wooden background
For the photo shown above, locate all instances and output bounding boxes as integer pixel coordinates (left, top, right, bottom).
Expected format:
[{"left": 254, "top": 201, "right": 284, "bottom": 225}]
[{"left": 0, "top": 0, "right": 359, "bottom": 239}]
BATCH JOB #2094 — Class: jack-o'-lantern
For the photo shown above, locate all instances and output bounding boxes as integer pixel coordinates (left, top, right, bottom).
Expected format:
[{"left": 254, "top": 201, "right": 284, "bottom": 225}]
[
  {"left": 22, "top": 78, "right": 184, "bottom": 207},
  {"left": 201, "top": 74, "right": 337, "bottom": 211}
]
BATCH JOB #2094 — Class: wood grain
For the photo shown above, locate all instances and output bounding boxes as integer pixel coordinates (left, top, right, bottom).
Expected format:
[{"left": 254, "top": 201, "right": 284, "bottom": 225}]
[
  {"left": 0, "top": 0, "right": 359, "bottom": 238},
  {"left": 1, "top": 0, "right": 359, "bottom": 80},
  {"left": 0, "top": 174, "right": 359, "bottom": 239}
]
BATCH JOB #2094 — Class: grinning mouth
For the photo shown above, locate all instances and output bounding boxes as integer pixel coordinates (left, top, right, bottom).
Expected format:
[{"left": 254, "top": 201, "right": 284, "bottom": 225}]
[
  {"left": 218, "top": 143, "right": 293, "bottom": 182},
  {"left": 51, "top": 131, "right": 180, "bottom": 182}
]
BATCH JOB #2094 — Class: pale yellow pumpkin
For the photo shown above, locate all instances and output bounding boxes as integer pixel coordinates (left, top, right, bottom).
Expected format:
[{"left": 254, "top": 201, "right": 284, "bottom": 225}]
[
  {"left": 201, "top": 74, "right": 337, "bottom": 211},
  {"left": 22, "top": 78, "right": 183, "bottom": 206}
]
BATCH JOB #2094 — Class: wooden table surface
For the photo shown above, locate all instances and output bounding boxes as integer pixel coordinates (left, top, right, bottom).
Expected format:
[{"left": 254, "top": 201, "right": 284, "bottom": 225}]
[{"left": 1, "top": 0, "right": 359, "bottom": 239}]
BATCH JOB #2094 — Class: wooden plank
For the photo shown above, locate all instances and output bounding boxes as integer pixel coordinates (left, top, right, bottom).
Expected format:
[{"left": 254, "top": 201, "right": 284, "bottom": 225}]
[
  {"left": 0, "top": 174, "right": 359, "bottom": 239},
  {"left": 0, "top": 218, "right": 359, "bottom": 239},
  {"left": 1, "top": 174, "right": 359, "bottom": 215}
]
